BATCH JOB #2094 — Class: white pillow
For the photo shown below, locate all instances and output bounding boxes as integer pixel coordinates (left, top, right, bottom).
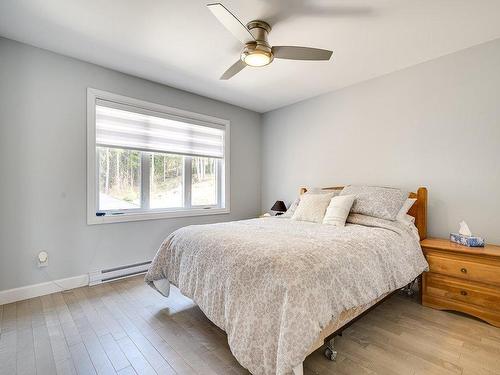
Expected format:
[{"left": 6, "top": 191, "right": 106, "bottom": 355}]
[
  {"left": 282, "top": 190, "right": 340, "bottom": 218},
  {"left": 323, "top": 195, "right": 356, "bottom": 227},
  {"left": 397, "top": 198, "right": 416, "bottom": 221},
  {"left": 291, "top": 193, "right": 334, "bottom": 223},
  {"left": 281, "top": 197, "right": 300, "bottom": 218}
]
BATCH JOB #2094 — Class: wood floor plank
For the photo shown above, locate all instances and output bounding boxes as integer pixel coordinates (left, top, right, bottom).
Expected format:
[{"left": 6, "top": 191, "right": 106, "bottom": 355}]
[
  {"left": 105, "top": 282, "right": 201, "bottom": 374},
  {"left": 72, "top": 288, "right": 110, "bottom": 338},
  {"left": 85, "top": 286, "right": 127, "bottom": 341},
  {"left": 459, "top": 353, "right": 500, "bottom": 375},
  {"left": 53, "top": 292, "right": 83, "bottom": 348},
  {"left": 41, "top": 293, "right": 78, "bottom": 375},
  {"left": 304, "top": 351, "right": 372, "bottom": 375},
  {"left": 352, "top": 317, "right": 462, "bottom": 374},
  {"left": 16, "top": 328, "right": 36, "bottom": 375},
  {"left": 48, "top": 325, "right": 78, "bottom": 375},
  {"left": 111, "top": 281, "right": 211, "bottom": 353},
  {"left": 40, "top": 294, "right": 60, "bottom": 328},
  {"left": 116, "top": 336, "right": 156, "bottom": 375},
  {"left": 0, "top": 329, "right": 17, "bottom": 375},
  {"left": 15, "top": 298, "right": 36, "bottom": 375},
  {"left": 16, "top": 300, "right": 32, "bottom": 331},
  {"left": 33, "top": 324, "right": 58, "bottom": 375},
  {"left": 116, "top": 367, "right": 137, "bottom": 375},
  {"left": 62, "top": 291, "right": 116, "bottom": 375},
  {"left": 29, "top": 297, "right": 46, "bottom": 329},
  {"left": 1, "top": 303, "right": 17, "bottom": 333},
  {"left": 2, "top": 276, "right": 500, "bottom": 375},
  {"left": 69, "top": 342, "right": 97, "bottom": 375},
  {"left": 98, "top": 333, "right": 131, "bottom": 372},
  {"left": 98, "top": 287, "right": 196, "bottom": 375},
  {"left": 52, "top": 293, "right": 76, "bottom": 325},
  {"left": 102, "top": 284, "right": 177, "bottom": 374}
]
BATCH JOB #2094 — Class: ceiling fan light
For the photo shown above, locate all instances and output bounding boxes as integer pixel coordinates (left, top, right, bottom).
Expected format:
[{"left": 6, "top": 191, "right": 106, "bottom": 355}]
[{"left": 242, "top": 51, "right": 272, "bottom": 67}]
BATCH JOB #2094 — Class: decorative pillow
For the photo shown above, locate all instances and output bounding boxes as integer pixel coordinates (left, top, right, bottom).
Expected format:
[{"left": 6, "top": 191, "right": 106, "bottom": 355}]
[
  {"left": 396, "top": 198, "right": 416, "bottom": 221},
  {"left": 340, "top": 185, "right": 407, "bottom": 221},
  {"left": 282, "top": 190, "right": 340, "bottom": 218},
  {"left": 291, "top": 193, "right": 334, "bottom": 223},
  {"left": 281, "top": 197, "right": 300, "bottom": 218},
  {"left": 323, "top": 195, "right": 356, "bottom": 227}
]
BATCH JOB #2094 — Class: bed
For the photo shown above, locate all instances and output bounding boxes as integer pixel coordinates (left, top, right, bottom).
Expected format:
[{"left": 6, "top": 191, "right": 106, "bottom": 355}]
[{"left": 145, "top": 186, "right": 429, "bottom": 375}]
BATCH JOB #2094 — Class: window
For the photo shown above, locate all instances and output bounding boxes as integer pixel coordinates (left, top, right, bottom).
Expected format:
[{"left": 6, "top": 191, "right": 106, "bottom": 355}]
[{"left": 87, "top": 88, "right": 229, "bottom": 224}]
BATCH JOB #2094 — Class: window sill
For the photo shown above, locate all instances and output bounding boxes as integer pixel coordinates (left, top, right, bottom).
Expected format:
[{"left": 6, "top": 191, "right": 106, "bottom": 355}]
[{"left": 87, "top": 207, "right": 230, "bottom": 225}]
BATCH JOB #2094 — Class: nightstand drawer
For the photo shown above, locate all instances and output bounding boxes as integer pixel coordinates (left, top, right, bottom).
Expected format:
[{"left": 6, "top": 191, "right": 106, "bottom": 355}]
[
  {"left": 421, "top": 238, "right": 500, "bottom": 327},
  {"left": 424, "top": 273, "right": 500, "bottom": 311},
  {"left": 426, "top": 254, "right": 500, "bottom": 286}
]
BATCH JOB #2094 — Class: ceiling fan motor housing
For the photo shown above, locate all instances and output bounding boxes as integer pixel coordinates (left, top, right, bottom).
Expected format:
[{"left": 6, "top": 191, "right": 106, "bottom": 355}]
[{"left": 240, "top": 20, "right": 274, "bottom": 66}]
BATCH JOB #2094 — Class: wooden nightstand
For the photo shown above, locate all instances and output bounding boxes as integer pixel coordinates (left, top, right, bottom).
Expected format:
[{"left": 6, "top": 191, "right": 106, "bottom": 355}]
[{"left": 421, "top": 238, "right": 500, "bottom": 327}]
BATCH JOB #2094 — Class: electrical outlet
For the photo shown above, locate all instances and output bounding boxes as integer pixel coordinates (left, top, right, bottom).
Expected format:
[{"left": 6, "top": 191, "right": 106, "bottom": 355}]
[{"left": 37, "top": 251, "right": 49, "bottom": 267}]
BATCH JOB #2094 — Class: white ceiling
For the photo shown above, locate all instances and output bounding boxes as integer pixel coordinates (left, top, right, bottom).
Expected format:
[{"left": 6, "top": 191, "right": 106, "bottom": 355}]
[{"left": 1, "top": 0, "right": 500, "bottom": 113}]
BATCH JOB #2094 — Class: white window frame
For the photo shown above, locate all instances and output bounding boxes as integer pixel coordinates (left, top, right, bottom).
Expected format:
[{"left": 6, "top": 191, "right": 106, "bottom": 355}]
[{"left": 87, "top": 88, "right": 230, "bottom": 225}]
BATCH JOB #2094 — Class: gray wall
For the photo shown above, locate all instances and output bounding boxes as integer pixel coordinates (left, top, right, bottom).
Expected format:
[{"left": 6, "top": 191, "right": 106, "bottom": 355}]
[
  {"left": 262, "top": 39, "right": 500, "bottom": 243},
  {"left": 0, "top": 37, "right": 261, "bottom": 291}
]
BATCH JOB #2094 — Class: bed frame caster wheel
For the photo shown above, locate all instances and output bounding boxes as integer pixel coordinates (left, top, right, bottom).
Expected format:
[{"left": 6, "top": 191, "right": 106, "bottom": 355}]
[
  {"left": 324, "top": 347, "right": 337, "bottom": 361},
  {"left": 324, "top": 337, "right": 337, "bottom": 361}
]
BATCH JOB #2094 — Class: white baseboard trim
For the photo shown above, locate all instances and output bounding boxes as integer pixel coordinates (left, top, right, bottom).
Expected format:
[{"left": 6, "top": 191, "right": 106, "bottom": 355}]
[{"left": 0, "top": 274, "right": 89, "bottom": 305}]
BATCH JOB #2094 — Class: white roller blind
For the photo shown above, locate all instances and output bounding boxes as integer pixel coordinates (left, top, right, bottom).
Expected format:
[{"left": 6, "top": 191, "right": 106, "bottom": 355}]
[{"left": 95, "top": 100, "right": 225, "bottom": 158}]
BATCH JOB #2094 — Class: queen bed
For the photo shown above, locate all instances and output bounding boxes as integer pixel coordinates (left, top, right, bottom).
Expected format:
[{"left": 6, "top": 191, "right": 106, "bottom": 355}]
[{"left": 145, "top": 186, "right": 429, "bottom": 375}]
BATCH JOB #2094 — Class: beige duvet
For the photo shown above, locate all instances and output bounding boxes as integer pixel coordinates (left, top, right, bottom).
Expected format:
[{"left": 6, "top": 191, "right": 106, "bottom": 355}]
[{"left": 145, "top": 214, "right": 428, "bottom": 375}]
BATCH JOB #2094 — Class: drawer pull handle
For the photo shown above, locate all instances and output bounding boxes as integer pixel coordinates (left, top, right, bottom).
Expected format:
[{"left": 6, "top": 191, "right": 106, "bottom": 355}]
[
  {"left": 460, "top": 268, "right": 467, "bottom": 274},
  {"left": 460, "top": 290, "right": 468, "bottom": 296}
]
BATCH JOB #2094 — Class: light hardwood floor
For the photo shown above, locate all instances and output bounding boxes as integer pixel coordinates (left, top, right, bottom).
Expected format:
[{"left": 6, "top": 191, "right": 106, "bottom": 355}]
[{"left": 1, "top": 276, "right": 499, "bottom": 375}]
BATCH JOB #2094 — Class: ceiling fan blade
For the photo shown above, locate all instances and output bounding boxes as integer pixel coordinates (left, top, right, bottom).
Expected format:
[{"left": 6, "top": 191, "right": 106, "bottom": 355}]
[
  {"left": 220, "top": 60, "right": 246, "bottom": 80},
  {"left": 272, "top": 46, "right": 333, "bottom": 61},
  {"left": 207, "top": 3, "right": 255, "bottom": 45}
]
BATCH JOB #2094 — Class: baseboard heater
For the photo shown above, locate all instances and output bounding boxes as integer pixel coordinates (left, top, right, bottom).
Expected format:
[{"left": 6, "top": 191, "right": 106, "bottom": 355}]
[{"left": 89, "top": 261, "right": 151, "bottom": 286}]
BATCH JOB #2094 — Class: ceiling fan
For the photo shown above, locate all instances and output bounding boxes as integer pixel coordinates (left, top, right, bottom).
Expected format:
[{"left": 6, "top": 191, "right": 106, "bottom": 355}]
[{"left": 207, "top": 3, "right": 333, "bottom": 80}]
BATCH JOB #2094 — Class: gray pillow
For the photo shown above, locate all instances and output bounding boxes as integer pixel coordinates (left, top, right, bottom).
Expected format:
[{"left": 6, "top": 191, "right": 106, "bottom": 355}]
[{"left": 340, "top": 185, "right": 408, "bottom": 221}]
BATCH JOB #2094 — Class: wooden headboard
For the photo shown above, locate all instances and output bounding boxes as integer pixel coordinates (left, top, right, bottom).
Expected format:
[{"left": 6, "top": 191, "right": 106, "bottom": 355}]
[{"left": 299, "top": 186, "right": 428, "bottom": 241}]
